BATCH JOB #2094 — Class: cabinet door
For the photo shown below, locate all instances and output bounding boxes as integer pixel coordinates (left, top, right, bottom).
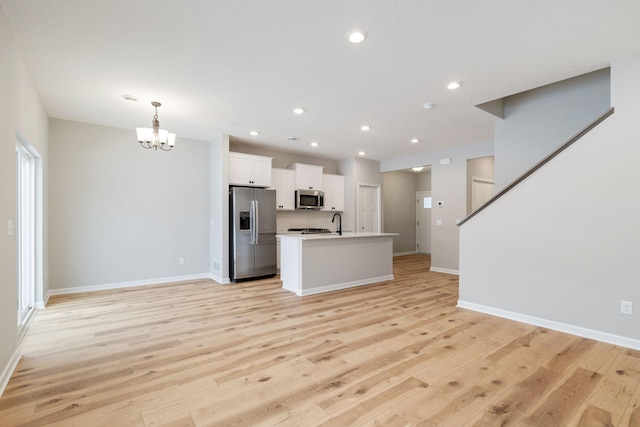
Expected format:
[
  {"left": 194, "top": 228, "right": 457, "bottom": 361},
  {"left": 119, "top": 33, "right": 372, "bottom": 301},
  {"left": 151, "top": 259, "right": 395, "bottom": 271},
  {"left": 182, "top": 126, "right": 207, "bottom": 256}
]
[
  {"left": 229, "top": 153, "right": 253, "bottom": 185},
  {"left": 294, "top": 163, "right": 324, "bottom": 190},
  {"left": 229, "top": 152, "right": 272, "bottom": 187},
  {"left": 322, "top": 174, "right": 344, "bottom": 211},
  {"left": 278, "top": 170, "right": 295, "bottom": 210},
  {"left": 271, "top": 169, "right": 295, "bottom": 210},
  {"left": 309, "top": 167, "right": 324, "bottom": 191},
  {"left": 251, "top": 156, "right": 272, "bottom": 187}
]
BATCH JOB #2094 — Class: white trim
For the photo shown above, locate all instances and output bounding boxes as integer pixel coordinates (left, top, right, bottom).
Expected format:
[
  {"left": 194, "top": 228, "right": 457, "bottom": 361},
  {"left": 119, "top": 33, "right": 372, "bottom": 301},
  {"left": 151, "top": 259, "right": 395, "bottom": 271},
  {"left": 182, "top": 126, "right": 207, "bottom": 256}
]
[
  {"left": 430, "top": 266, "right": 459, "bottom": 275},
  {"left": 471, "top": 176, "right": 495, "bottom": 184},
  {"left": 416, "top": 190, "right": 432, "bottom": 254},
  {"left": 394, "top": 251, "right": 417, "bottom": 257},
  {"left": 47, "top": 273, "right": 215, "bottom": 296},
  {"left": 17, "top": 307, "right": 37, "bottom": 344},
  {"left": 289, "top": 275, "right": 395, "bottom": 297},
  {"left": 457, "top": 300, "right": 640, "bottom": 351},
  {"left": 0, "top": 347, "right": 21, "bottom": 397},
  {"left": 208, "top": 273, "right": 231, "bottom": 285},
  {"left": 40, "top": 290, "right": 53, "bottom": 308}
]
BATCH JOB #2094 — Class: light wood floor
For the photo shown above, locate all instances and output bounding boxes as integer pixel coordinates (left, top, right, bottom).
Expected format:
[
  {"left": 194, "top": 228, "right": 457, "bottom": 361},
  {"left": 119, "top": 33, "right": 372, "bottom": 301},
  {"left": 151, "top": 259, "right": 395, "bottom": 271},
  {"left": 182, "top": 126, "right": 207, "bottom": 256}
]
[{"left": 1, "top": 254, "right": 640, "bottom": 426}]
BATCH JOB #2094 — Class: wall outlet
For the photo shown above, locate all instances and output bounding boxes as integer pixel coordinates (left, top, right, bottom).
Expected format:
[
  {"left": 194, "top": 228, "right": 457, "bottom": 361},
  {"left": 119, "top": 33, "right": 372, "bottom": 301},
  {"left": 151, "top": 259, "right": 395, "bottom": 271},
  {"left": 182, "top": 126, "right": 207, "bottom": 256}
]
[
  {"left": 621, "top": 300, "right": 633, "bottom": 315},
  {"left": 179, "top": 257, "right": 185, "bottom": 265}
]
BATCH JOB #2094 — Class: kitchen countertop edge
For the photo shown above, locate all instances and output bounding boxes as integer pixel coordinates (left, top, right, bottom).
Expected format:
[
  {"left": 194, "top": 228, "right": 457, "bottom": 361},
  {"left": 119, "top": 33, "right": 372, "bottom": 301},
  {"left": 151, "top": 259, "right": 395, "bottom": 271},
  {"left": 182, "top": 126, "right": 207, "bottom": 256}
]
[{"left": 276, "top": 232, "right": 399, "bottom": 240}]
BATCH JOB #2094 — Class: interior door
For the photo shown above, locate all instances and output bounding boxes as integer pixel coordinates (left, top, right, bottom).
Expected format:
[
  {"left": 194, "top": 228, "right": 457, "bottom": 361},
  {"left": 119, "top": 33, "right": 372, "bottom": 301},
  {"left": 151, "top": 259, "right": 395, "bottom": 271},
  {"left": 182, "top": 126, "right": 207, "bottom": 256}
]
[
  {"left": 416, "top": 191, "right": 432, "bottom": 254},
  {"left": 471, "top": 177, "right": 495, "bottom": 212},
  {"left": 358, "top": 185, "right": 379, "bottom": 232}
]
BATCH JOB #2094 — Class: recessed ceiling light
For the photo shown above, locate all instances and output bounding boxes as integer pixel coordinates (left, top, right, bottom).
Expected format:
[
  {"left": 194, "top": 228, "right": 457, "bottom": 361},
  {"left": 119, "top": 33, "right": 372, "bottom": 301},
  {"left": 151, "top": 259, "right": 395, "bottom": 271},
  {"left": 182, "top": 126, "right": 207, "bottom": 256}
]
[
  {"left": 358, "top": 151, "right": 366, "bottom": 156},
  {"left": 412, "top": 167, "right": 424, "bottom": 172},
  {"left": 122, "top": 94, "right": 137, "bottom": 102},
  {"left": 360, "top": 125, "right": 371, "bottom": 131},
  {"left": 293, "top": 107, "right": 305, "bottom": 114},
  {"left": 348, "top": 30, "right": 367, "bottom": 43},
  {"left": 422, "top": 103, "right": 434, "bottom": 109},
  {"left": 250, "top": 131, "right": 260, "bottom": 136},
  {"left": 310, "top": 142, "right": 319, "bottom": 147},
  {"left": 447, "top": 81, "right": 462, "bottom": 90},
  {"left": 411, "top": 138, "right": 419, "bottom": 144}
]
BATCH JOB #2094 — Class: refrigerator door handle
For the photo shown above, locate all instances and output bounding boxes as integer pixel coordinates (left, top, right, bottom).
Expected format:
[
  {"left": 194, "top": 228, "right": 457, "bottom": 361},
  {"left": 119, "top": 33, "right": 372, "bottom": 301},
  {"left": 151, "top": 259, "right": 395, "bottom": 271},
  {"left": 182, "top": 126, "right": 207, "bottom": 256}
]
[
  {"left": 250, "top": 200, "right": 259, "bottom": 245},
  {"left": 254, "top": 200, "right": 259, "bottom": 244}
]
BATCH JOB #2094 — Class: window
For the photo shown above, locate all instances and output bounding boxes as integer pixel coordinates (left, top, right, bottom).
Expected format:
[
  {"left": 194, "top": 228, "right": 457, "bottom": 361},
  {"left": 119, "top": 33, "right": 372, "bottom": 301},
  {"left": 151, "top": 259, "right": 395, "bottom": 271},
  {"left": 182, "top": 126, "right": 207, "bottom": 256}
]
[{"left": 423, "top": 196, "right": 432, "bottom": 209}]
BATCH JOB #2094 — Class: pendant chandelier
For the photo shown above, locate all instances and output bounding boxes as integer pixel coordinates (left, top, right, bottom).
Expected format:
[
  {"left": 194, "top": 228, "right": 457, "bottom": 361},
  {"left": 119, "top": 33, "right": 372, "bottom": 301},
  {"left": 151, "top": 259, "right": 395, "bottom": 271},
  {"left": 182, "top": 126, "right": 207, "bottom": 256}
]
[{"left": 136, "top": 101, "right": 176, "bottom": 151}]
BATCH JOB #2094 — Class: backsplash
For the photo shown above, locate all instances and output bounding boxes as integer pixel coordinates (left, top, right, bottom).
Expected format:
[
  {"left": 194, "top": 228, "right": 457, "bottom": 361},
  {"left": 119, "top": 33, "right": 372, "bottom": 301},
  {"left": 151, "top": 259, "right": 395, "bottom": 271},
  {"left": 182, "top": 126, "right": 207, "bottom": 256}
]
[{"left": 277, "top": 210, "right": 345, "bottom": 233}]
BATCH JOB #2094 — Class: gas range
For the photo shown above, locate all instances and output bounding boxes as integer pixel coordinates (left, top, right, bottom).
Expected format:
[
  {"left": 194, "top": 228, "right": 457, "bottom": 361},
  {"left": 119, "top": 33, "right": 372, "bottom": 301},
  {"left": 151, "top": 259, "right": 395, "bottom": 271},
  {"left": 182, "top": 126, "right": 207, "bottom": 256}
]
[{"left": 288, "top": 227, "right": 332, "bottom": 234}]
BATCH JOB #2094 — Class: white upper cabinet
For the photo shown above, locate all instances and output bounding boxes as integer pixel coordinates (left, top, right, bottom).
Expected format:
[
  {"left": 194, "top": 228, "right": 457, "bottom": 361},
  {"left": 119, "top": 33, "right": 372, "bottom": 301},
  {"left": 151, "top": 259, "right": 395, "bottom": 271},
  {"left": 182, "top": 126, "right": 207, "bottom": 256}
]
[
  {"left": 291, "top": 163, "right": 323, "bottom": 190},
  {"left": 322, "top": 174, "right": 345, "bottom": 211},
  {"left": 270, "top": 168, "right": 295, "bottom": 210},
  {"left": 229, "top": 152, "right": 272, "bottom": 187}
]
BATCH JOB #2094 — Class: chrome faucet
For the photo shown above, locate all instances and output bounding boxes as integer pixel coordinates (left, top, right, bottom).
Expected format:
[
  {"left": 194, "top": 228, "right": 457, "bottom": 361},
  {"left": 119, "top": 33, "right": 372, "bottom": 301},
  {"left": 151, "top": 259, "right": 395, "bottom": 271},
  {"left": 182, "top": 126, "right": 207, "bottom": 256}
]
[{"left": 332, "top": 212, "right": 342, "bottom": 235}]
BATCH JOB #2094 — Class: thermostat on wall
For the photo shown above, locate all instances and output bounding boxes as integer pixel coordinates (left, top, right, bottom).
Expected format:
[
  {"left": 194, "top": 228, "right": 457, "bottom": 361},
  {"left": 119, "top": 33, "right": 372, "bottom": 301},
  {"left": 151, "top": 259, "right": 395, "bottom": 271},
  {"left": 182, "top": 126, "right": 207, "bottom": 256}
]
[
  {"left": 440, "top": 157, "right": 451, "bottom": 165},
  {"left": 437, "top": 201, "right": 444, "bottom": 207}
]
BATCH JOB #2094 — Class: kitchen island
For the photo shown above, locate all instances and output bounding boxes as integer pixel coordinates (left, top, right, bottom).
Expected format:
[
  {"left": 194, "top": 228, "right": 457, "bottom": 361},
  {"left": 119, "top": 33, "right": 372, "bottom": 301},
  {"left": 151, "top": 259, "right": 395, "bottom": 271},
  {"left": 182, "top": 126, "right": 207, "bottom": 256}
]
[{"left": 277, "top": 232, "right": 398, "bottom": 296}]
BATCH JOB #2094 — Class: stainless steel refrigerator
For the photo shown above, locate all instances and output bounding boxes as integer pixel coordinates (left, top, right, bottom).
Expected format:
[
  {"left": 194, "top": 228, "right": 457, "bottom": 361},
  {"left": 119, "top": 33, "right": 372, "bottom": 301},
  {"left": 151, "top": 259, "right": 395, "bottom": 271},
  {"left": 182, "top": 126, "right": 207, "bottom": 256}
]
[{"left": 229, "top": 187, "right": 277, "bottom": 281}]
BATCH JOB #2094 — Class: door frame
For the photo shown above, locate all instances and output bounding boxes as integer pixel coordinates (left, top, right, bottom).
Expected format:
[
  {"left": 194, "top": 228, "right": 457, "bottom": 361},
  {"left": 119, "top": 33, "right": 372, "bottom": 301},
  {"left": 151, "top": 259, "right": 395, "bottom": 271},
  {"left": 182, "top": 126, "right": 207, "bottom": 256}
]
[
  {"left": 15, "top": 132, "right": 43, "bottom": 337},
  {"left": 416, "top": 191, "right": 432, "bottom": 254},
  {"left": 356, "top": 182, "right": 381, "bottom": 233}
]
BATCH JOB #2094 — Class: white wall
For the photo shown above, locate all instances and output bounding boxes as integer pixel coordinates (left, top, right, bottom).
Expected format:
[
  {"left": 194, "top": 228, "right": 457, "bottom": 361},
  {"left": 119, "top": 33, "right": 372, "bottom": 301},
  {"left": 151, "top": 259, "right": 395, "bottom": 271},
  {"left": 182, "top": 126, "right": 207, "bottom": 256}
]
[
  {"left": 494, "top": 68, "right": 610, "bottom": 190},
  {"left": 49, "top": 119, "right": 210, "bottom": 290},
  {"left": 0, "top": 7, "right": 49, "bottom": 392},
  {"left": 459, "top": 53, "right": 640, "bottom": 348},
  {"left": 209, "top": 134, "right": 229, "bottom": 282}
]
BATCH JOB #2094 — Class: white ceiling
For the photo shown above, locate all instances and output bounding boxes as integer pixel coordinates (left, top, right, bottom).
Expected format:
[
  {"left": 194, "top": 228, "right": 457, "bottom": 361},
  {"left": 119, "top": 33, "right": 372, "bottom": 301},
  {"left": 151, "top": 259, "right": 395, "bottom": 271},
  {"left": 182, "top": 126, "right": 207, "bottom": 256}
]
[{"left": 2, "top": 0, "right": 639, "bottom": 161}]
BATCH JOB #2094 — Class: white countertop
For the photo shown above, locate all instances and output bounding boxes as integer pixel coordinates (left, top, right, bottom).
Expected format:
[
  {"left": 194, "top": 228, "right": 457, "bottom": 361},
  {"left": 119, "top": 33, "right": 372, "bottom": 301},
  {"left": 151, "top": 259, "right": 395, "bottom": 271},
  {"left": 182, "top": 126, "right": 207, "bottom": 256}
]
[{"left": 276, "top": 231, "right": 398, "bottom": 240}]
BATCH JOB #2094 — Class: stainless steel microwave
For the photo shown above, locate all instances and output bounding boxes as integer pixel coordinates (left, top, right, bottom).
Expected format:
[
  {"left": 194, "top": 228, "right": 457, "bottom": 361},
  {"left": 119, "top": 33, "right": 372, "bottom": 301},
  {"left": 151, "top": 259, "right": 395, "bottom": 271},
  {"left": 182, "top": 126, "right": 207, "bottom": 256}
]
[{"left": 295, "top": 189, "right": 324, "bottom": 209}]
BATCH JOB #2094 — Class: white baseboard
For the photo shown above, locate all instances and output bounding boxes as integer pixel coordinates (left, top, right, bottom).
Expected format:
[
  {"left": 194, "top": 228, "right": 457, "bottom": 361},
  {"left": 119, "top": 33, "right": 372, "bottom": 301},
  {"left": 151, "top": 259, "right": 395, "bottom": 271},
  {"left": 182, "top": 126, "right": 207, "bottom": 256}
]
[
  {"left": 0, "top": 347, "right": 21, "bottom": 397},
  {"left": 208, "top": 273, "right": 231, "bottom": 284},
  {"left": 48, "top": 273, "right": 216, "bottom": 297},
  {"left": 457, "top": 300, "right": 640, "bottom": 351},
  {"left": 430, "top": 266, "right": 459, "bottom": 275},
  {"left": 287, "top": 274, "right": 395, "bottom": 297},
  {"left": 393, "top": 251, "right": 417, "bottom": 257}
]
